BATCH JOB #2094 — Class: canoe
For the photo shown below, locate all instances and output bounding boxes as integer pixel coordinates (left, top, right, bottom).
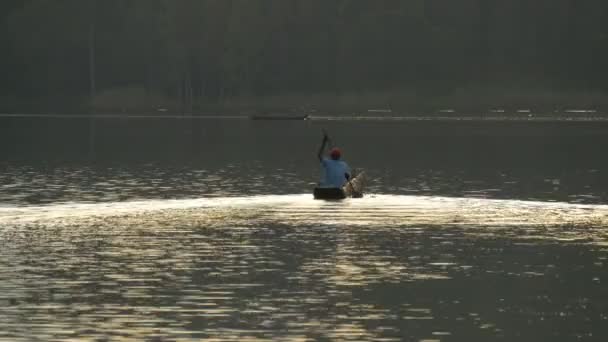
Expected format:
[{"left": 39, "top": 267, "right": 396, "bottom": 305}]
[
  {"left": 250, "top": 114, "right": 309, "bottom": 121},
  {"left": 313, "top": 172, "right": 366, "bottom": 200}
]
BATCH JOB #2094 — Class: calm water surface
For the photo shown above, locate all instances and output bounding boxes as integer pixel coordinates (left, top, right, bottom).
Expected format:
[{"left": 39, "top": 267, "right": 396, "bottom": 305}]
[{"left": 1, "top": 118, "right": 608, "bottom": 341}]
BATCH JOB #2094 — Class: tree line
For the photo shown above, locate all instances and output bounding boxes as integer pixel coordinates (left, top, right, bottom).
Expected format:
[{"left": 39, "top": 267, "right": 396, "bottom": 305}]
[{"left": 1, "top": 0, "right": 608, "bottom": 113}]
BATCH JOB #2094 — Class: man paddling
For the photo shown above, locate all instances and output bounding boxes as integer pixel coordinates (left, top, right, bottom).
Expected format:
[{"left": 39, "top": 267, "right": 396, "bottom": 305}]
[{"left": 317, "top": 132, "right": 351, "bottom": 188}]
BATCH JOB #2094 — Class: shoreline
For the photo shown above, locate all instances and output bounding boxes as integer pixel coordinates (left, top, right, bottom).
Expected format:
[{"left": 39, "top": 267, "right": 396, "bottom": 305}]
[{"left": 1, "top": 112, "right": 608, "bottom": 123}]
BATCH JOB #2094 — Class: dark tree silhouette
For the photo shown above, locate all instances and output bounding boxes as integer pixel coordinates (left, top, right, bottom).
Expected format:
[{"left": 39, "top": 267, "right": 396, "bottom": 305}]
[{"left": 2, "top": 0, "right": 608, "bottom": 113}]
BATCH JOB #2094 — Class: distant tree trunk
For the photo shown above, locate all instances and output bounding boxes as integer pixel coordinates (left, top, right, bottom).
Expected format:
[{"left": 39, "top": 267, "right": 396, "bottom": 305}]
[
  {"left": 88, "top": 114, "right": 97, "bottom": 160},
  {"left": 219, "top": 86, "right": 225, "bottom": 103},
  {"left": 331, "top": 3, "right": 345, "bottom": 95},
  {"left": 88, "top": 7, "right": 97, "bottom": 102},
  {"left": 184, "top": 71, "right": 193, "bottom": 116},
  {"left": 477, "top": 0, "right": 493, "bottom": 79},
  {"left": 565, "top": 0, "right": 580, "bottom": 81},
  {"left": 187, "top": 73, "right": 193, "bottom": 115},
  {"left": 182, "top": 72, "right": 193, "bottom": 115},
  {"left": 88, "top": 0, "right": 97, "bottom": 160}
]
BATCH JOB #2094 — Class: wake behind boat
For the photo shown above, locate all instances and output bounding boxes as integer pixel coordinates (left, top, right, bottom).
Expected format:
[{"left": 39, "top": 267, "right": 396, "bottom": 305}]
[{"left": 314, "top": 171, "right": 366, "bottom": 200}]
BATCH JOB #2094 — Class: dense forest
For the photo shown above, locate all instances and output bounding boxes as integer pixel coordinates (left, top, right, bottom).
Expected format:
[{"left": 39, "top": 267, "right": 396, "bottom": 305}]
[{"left": 1, "top": 0, "right": 608, "bottom": 114}]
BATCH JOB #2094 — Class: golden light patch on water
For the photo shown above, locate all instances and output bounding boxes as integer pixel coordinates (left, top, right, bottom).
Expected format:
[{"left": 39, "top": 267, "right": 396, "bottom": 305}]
[
  {"left": 1, "top": 194, "right": 607, "bottom": 340},
  {"left": 0, "top": 194, "right": 606, "bottom": 225},
  {"left": 2, "top": 194, "right": 607, "bottom": 244}
]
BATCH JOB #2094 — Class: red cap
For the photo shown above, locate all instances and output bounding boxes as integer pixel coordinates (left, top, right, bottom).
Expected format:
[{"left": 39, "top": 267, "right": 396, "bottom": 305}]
[{"left": 330, "top": 148, "right": 341, "bottom": 160}]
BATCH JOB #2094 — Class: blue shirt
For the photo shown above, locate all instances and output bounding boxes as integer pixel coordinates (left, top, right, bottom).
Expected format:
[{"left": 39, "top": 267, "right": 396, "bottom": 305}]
[{"left": 319, "top": 158, "right": 351, "bottom": 188}]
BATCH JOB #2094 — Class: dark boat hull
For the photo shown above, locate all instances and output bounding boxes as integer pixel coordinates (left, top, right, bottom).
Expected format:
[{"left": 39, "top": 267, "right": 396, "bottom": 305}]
[
  {"left": 313, "top": 172, "right": 366, "bottom": 200},
  {"left": 313, "top": 187, "right": 347, "bottom": 200}
]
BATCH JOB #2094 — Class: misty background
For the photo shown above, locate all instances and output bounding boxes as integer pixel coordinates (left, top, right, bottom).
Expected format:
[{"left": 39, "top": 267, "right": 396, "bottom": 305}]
[{"left": 1, "top": 0, "right": 608, "bottom": 114}]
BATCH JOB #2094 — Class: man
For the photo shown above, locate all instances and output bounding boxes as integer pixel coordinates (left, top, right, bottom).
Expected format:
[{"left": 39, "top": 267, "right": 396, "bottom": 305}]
[{"left": 317, "top": 132, "right": 351, "bottom": 188}]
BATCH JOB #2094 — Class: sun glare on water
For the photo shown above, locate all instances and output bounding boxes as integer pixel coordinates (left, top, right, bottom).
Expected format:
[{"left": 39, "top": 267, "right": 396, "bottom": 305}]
[{"left": 1, "top": 195, "right": 607, "bottom": 243}]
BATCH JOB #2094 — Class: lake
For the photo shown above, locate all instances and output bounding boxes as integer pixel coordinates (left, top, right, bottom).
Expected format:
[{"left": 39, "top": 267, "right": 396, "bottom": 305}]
[{"left": 1, "top": 116, "right": 608, "bottom": 341}]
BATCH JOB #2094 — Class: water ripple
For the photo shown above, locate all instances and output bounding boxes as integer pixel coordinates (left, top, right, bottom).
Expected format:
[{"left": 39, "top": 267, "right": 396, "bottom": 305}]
[{"left": 2, "top": 196, "right": 608, "bottom": 340}]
